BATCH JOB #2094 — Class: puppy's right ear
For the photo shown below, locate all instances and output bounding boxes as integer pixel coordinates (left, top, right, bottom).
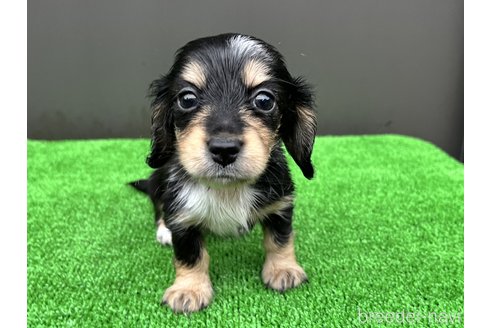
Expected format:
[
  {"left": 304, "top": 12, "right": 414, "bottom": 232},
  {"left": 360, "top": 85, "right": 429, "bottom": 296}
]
[{"left": 146, "top": 75, "right": 176, "bottom": 169}]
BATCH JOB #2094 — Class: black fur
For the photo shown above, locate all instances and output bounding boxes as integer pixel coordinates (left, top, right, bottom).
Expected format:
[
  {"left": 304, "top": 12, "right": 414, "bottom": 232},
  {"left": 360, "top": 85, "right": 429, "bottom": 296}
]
[
  {"left": 134, "top": 144, "right": 295, "bottom": 260},
  {"left": 262, "top": 204, "right": 294, "bottom": 247},
  {"left": 128, "top": 179, "right": 149, "bottom": 194},
  {"left": 130, "top": 33, "right": 316, "bottom": 295},
  {"left": 146, "top": 34, "right": 316, "bottom": 176}
]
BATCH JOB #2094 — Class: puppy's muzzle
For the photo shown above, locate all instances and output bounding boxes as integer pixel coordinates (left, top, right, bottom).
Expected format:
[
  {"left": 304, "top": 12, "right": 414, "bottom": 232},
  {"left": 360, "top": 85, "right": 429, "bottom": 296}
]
[{"left": 207, "top": 138, "right": 243, "bottom": 167}]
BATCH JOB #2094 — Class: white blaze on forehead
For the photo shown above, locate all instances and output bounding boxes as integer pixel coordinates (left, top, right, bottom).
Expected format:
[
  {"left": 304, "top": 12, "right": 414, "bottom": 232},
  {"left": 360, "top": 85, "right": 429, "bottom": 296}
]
[
  {"left": 228, "top": 35, "right": 265, "bottom": 58},
  {"left": 229, "top": 35, "right": 272, "bottom": 87}
]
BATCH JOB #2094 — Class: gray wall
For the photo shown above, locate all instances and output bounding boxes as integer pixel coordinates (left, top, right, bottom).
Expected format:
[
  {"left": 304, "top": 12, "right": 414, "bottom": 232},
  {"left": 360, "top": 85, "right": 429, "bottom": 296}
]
[{"left": 28, "top": 0, "right": 463, "bottom": 159}]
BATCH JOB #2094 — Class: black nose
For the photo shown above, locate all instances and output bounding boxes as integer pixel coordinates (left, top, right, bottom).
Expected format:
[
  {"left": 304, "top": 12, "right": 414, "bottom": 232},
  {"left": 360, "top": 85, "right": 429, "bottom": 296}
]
[{"left": 208, "top": 138, "right": 242, "bottom": 167}]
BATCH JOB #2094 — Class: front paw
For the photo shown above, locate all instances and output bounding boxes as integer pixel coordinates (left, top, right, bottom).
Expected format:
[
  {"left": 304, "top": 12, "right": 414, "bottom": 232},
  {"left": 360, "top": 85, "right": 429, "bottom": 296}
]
[
  {"left": 262, "top": 262, "right": 308, "bottom": 292},
  {"left": 162, "top": 279, "right": 213, "bottom": 313}
]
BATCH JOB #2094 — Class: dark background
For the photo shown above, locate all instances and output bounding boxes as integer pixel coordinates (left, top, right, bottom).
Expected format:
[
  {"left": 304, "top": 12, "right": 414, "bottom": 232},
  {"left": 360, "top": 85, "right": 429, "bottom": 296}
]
[{"left": 28, "top": 0, "right": 463, "bottom": 159}]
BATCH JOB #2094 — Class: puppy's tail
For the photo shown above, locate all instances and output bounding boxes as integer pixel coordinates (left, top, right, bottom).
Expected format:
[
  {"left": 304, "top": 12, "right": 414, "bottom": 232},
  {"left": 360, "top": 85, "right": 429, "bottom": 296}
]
[{"left": 128, "top": 179, "right": 150, "bottom": 195}]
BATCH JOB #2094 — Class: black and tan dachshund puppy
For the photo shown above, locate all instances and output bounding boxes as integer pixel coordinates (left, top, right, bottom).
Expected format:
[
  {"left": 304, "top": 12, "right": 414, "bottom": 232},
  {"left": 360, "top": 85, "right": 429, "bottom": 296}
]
[{"left": 131, "top": 33, "right": 317, "bottom": 313}]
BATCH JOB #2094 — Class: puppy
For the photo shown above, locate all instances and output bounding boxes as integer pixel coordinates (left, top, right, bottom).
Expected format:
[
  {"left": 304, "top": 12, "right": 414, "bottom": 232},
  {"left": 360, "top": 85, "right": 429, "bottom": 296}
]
[{"left": 130, "top": 33, "right": 317, "bottom": 313}]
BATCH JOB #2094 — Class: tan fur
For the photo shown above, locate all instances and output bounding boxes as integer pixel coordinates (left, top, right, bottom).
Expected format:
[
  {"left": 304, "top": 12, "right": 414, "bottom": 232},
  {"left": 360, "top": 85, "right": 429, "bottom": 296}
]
[
  {"left": 243, "top": 114, "right": 276, "bottom": 152},
  {"left": 177, "top": 107, "right": 275, "bottom": 181},
  {"left": 295, "top": 106, "right": 317, "bottom": 155},
  {"left": 163, "top": 249, "right": 213, "bottom": 313},
  {"left": 237, "top": 112, "right": 277, "bottom": 179},
  {"left": 176, "top": 110, "right": 209, "bottom": 177},
  {"left": 262, "top": 230, "right": 307, "bottom": 291},
  {"left": 238, "top": 126, "right": 270, "bottom": 178},
  {"left": 256, "top": 195, "right": 293, "bottom": 220},
  {"left": 181, "top": 61, "right": 207, "bottom": 88},
  {"left": 242, "top": 59, "right": 271, "bottom": 88}
]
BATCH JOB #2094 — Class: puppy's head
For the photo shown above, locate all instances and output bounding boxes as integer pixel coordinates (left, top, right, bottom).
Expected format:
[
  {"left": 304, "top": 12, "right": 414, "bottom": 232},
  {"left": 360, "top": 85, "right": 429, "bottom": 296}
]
[{"left": 148, "top": 34, "right": 317, "bottom": 185}]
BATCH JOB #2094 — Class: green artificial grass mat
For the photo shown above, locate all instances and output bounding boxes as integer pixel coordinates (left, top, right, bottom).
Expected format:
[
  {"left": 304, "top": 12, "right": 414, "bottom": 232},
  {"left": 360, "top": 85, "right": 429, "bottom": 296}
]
[{"left": 27, "top": 135, "right": 464, "bottom": 327}]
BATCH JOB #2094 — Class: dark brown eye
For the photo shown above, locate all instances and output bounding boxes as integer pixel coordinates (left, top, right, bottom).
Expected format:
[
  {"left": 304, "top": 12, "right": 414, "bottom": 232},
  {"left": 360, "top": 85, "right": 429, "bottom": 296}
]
[
  {"left": 253, "top": 91, "right": 275, "bottom": 112},
  {"left": 178, "top": 92, "right": 198, "bottom": 111}
]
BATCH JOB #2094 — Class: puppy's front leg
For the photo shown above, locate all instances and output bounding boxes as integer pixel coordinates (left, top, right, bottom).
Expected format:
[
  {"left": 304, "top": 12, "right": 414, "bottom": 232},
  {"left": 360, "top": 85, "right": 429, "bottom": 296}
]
[
  {"left": 162, "top": 227, "right": 213, "bottom": 313},
  {"left": 261, "top": 207, "right": 308, "bottom": 292}
]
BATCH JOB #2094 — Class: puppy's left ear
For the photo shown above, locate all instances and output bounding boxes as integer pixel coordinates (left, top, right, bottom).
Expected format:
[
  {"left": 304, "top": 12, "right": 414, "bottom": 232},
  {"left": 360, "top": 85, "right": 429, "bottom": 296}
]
[{"left": 280, "top": 77, "right": 317, "bottom": 179}]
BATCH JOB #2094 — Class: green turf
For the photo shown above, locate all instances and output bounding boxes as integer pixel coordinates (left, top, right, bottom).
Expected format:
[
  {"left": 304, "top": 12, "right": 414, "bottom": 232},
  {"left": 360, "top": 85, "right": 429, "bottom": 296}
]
[{"left": 27, "top": 135, "right": 463, "bottom": 327}]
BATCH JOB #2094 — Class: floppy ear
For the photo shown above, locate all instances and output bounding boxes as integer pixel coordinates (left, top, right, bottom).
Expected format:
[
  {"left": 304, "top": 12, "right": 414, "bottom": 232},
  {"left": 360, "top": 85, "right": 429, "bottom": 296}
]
[
  {"left": 280, "top": 77, "right": 317, "bottom": 179},
  {"left": 146, "top": 75, "right": 176, "bottom": 169}
]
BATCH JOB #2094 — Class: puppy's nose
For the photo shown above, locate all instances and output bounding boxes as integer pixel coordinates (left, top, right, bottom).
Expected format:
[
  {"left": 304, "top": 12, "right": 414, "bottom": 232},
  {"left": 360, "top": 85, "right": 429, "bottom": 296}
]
[{"left": 208, "top": 138, "right": 242, "bottom": 167}]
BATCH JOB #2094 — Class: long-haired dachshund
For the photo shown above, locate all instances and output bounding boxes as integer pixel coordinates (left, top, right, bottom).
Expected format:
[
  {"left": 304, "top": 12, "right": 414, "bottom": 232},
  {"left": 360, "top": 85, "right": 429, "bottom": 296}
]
[{"left": 130, "top": 33, "right": 317, "bottom": 313}]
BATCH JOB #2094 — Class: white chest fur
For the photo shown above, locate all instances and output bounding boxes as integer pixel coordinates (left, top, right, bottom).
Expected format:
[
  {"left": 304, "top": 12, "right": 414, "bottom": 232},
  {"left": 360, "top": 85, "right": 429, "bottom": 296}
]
[{"left": 174, "top": 181, "right": 259, "bottom": 236}]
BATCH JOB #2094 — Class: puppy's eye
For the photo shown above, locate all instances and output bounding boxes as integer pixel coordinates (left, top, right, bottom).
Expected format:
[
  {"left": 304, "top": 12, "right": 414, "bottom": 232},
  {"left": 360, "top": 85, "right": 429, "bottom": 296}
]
[
  {"left": 177, "top": 92, "right": 199, "bottom": 111},
  {"left": 253, "top": 91, "right": 275, "bottom": 112}
]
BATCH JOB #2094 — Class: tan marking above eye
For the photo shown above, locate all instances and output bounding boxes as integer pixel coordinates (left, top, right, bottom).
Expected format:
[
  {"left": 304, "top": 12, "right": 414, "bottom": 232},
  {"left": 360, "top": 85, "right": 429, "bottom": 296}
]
[
  {"left": 242, "top": 59, "right": 271, "bottom": 88},
  {"left": 181, "top": 61, "right": 207, "bottom": 88}
]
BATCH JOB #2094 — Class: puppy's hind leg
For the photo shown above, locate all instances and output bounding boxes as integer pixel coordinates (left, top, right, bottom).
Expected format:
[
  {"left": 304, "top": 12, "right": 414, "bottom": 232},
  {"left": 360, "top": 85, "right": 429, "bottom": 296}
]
[
  {"left": 153, "top": 200, "right": 172, "bottom": 246},
  {"left": 147, "top": 178, "right": 172, "bottom": 246},
  {"left": 156, "top": 217, "right": 172, "bottom": 246},
  {"left": 129, "top": 177, "right": 172, "bottom": 245}
]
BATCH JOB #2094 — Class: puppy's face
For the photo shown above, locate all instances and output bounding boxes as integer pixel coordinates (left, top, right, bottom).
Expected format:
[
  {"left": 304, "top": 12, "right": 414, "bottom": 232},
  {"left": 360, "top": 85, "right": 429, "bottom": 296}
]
[{"left": 148, "top": 34, "right": 317, "bottom": 185}]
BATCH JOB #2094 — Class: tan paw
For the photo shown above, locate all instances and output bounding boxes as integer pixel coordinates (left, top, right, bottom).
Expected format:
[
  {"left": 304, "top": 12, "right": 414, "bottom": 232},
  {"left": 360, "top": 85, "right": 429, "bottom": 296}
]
[
  {"left": 162, "top": 280, "right": 213, "bottom": 313},
  {"left": 262, "top": 262, "right": 308, "bottom": 292}
]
